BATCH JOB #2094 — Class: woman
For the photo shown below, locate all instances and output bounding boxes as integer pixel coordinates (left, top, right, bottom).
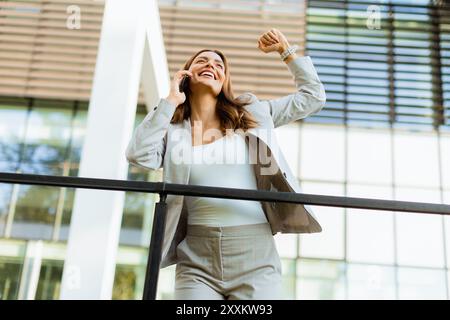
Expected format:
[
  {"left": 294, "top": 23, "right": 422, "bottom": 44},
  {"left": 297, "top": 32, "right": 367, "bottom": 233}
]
[{"left": 126, "top": 28, "right": 326, "bottom": 300}]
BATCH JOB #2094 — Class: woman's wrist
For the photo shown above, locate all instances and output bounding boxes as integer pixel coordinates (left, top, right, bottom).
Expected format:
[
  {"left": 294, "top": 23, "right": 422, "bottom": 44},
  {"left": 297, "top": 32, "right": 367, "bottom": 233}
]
[
  {"left": 277, "top": 42, "right": 290, "bottom": 55},
  {"left": 278, "top": 43, "right": 299, "bottom": 64},
  {"left": 282, "top": 52, "right": 298, "bottom": 64}
]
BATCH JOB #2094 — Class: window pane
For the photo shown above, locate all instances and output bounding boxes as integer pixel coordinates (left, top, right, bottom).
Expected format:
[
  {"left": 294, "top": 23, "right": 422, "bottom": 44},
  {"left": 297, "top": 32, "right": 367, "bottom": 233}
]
[
  {"left": 347, "top": 264, "right": 396, "bottom": 299},
  {"left": 12, "top": 184, "right": 60, "bottom": 240},
  {"left": 296, "top": 259, "right": 346, "bottom": 300},
  {"left": 0, "top": 105, "right": 28, "bottom": 164},
  {"left": 441, "top": 134, "right": 450, "bottom": 189},
  {"left": 69, "top": 108, "right": 87, "bottom": 164},
  {"left": 120, "top": 192, "right": 152, "bottom": 246},
  {"left": 120, "top": 168, "right": 158, "bottom": 246},
  {"left": 113, "top": 264, "right": 146, "bottom": 300},
  {"left": 299, "top": 182, "right": 345, "bottom": 259},
  {"left": 307, "top": 0, "right": 448, "bottom": 130},
  {"left": 58, "top": 188, "right": 75, "bottom": 242},
  {"left": 347, "top": 128, "right": 392, "bottom": 184},
  {"left": 300, "top": 124, "right": 346, "bottom": 182},
  {"left": 19, "top": 162, "right": 62, "bottom": 176},
  {"left": 22, "top": 108, "right": 72, "bottom": 168},
  {"left": 398, "top": 267, "right": 447, "bottom": 299},
  {"left": 275, "top": 123, "right": 300, "bottom": 177},
  {"left": 395, "top": 188, "right": 444, "bottom": 268},
  {"left": 280, "top": 258, "right": 296, "bottom": 300},
  {"left": 35, "top": 260, "right": 63, "bottom": 300},
  {"left": 346, "top": 185, "right": 395, "bottom": 264},
  {"left": 448, "top": 270, "right": 450, "bottom": 300},
  {"left": 394, "top": 131, "right": 440, "bottom": 187},
  {"left": 274, "top": 234, "right": 298, "bottom": 259},
  {"left": 0, "top": 184, "right": 13, "bottom": 237},
  {"left": 444, "top": 191, "right": 450, "bottom": 268},
  {"left": 0, "top": 161, "right": 16, "bottom": 173},
  {"left": 0, "top": 256, "right": 23, "bottom": 300}
]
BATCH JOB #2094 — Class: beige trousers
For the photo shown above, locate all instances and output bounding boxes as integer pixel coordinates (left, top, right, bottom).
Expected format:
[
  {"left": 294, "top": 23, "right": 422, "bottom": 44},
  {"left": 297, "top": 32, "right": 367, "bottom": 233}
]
[{"left": 174, "top": 222, "right": 283, "bottom": 300}]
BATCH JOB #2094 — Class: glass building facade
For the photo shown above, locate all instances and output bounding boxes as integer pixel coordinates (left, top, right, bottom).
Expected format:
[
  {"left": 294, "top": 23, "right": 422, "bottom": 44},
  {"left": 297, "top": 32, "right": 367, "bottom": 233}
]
[
  {"left": 0, "top": 0, "right": 449, "bottom": 299},
  {"left": 0, "top": 98, "right": 160, "bottom": 299},
  {"left": 1, "top": 102, "right": 449, "bottom": 299}
]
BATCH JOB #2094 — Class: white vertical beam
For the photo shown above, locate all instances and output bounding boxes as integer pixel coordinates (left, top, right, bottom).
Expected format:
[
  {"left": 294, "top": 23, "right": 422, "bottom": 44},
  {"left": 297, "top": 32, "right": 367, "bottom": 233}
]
[
  {"left": 18, "top": 241, "right": 43, "bottom": 300},
  {"left": 60, "top": 0, "right": 168, "bottom": 299},
  {"left": 141, "top": 0, "right": 171, "bottom": 110}
]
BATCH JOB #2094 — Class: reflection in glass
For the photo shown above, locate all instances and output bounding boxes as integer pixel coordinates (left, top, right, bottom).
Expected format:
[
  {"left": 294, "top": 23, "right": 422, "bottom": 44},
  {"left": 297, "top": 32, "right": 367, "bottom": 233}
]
[
  {"left": 0, "top": 161, "right": 16, "bottom": 173},
  {"left": 280, "top": 259, "right": 296, "bottom": 300},
  {"left": 346, "top": 185, "right": 395, "bottom": 265},
  {"left": 296, "top": 259, "right": 346, "bottom": 300},
  {"left": 275, "top": 123, "right": 300, "bottom": 177},
  {"left": 113, "top": 266, "right": 136, "bottom": 300},
  {"left": 121, "top": 167, "right": 159, "bottom": 246},
  {"left": 113, "top": 264, "right": 145, "bottom": 300},
  {"left": 69, "top": 107, "right": 87, "bottom": 164},
  {"left": 0, "top": 105, "right": 28, "bottom": 164},
  {"left": 0, "top": 257, "right": 23, "bottom": 300},
  {"left": 21, "top": 108, "right": 72, "bottom": 168},
  {"left": 347, "top": 128, "right": 392, "bottom": 184},
  {"left": 445, "top": 192, "right": 450, "bottom": 269},
  {"left": 35, "top": 260, "right": 63, "bottom": 300},
  {"left": 441, "top": 134, "right": 450, "bottom": 189},
  {"left": 58, "top": 188, "right": 75, "bottom": 242},
  {"left": 274, "top": 234, "right": 298, "bottom": 259},
  {"left": 395, "top": 188, "right": 445, "bottom": 268},
  {"left": 11, "top": 184, "right": 60, "bottom": 240},
  {"left": 0, "top": 184, "right": 13, "bottom": 237},
  {"left": 300, "top": 124, "right": 346, "bottom": 182},
  {"left": 299, "top": 182, "right": 345, "bottom": 259},
  {"left": 394, "top": 129, "right": 440, "bottom": 188},
  {"left": 397, "top": 267, "right": 447, "bottom": 300},
  {"left": 120, "top": 191, "right": 149, "bottom": 246},
  {"left": 347, "top": 264, "right": 396, "bottom": 299}
]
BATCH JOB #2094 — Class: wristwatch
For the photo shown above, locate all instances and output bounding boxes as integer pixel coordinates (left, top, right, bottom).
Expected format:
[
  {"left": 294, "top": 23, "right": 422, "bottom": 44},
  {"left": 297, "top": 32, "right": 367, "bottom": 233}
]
[{"left": 280, "top": 45, "right": 299, "bottom": 61}]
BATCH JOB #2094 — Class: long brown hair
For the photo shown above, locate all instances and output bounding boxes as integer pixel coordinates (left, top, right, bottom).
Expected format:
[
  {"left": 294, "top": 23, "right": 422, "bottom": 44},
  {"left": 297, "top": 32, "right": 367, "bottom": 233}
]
[{"left": 170, "top": 49, "right": 259, "bottom": 134}]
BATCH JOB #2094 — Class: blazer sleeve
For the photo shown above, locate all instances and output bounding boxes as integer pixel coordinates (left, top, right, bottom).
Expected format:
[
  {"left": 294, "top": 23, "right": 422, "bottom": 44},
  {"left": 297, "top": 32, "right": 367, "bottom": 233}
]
[
  {"left": 261, "top": 56, "right": 326, "bottom": 128},
  {"left": 125, "top": 98, "right": 177, "bottom": 170}
]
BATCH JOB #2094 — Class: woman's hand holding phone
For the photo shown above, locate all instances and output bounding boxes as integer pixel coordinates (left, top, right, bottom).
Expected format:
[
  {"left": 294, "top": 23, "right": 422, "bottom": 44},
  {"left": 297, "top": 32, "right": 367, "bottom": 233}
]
[{"left": 165, "top": 70, "right": 192, "bottom": 107}]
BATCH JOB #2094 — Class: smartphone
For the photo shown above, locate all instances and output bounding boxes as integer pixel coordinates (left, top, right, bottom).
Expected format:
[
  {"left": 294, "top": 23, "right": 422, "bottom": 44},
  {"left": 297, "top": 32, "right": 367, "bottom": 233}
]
[{"left": 179, "top": 75, "right": 189, "bottom": 93}]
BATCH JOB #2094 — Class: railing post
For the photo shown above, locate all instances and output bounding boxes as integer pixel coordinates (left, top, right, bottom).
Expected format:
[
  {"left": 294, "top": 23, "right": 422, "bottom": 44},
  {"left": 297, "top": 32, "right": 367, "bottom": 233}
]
[{"left": 142, "top": 192, "right": 167, "bottom": 300}]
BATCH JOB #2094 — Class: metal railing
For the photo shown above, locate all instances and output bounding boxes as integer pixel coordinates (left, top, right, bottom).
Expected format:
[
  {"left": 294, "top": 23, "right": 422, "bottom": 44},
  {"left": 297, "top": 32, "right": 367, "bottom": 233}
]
[{"left": 1, "top": 171, "right": 450, "bottom": 300}]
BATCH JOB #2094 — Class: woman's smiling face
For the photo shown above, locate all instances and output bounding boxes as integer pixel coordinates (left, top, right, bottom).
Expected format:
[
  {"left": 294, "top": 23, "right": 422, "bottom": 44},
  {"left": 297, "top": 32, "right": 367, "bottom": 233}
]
[{"left": 188, "top": 51, "right": 226, "bottom": 96}]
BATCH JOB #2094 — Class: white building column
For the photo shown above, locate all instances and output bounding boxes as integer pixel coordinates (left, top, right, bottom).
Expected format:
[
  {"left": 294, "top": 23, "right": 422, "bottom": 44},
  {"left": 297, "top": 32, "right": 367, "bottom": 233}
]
[
  {"left": 18, "top": 241, "right": 43, "bottom": 300},
  {"left": 60, "top": 0, "right": 170, "bottom": 299}
]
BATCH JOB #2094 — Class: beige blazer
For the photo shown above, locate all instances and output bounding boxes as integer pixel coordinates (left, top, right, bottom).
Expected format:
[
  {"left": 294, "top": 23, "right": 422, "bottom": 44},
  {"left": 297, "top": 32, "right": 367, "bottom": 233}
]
[{"left": 126, "top": 56, "right": 326, "bottom": 268}]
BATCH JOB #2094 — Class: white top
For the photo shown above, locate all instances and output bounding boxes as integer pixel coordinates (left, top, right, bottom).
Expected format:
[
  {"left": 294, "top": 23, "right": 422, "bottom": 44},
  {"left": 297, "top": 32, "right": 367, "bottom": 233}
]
[{"left": 186, "top": 132, "right": 268, "bottom": 227}]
